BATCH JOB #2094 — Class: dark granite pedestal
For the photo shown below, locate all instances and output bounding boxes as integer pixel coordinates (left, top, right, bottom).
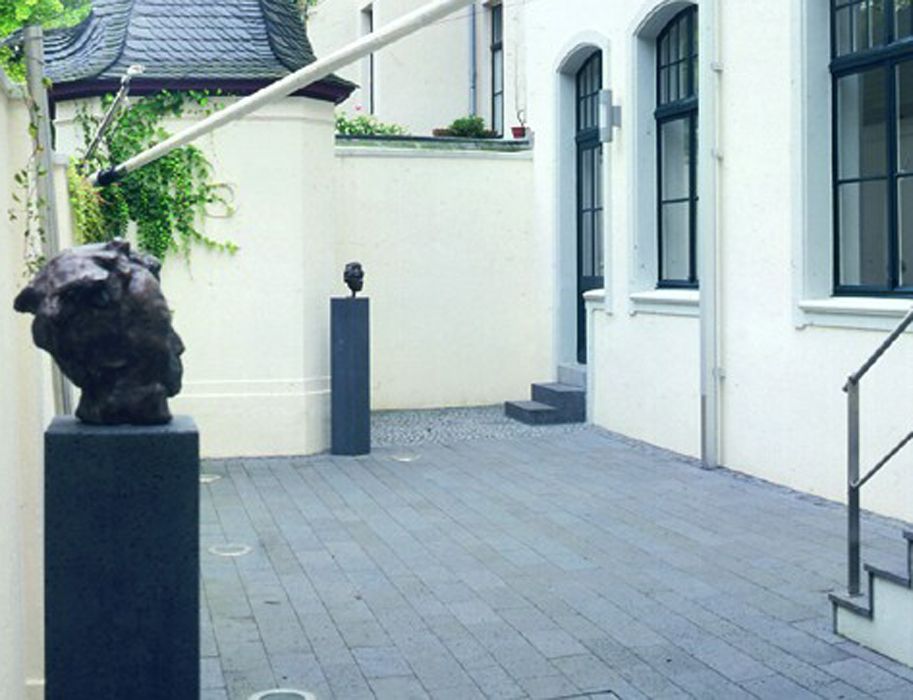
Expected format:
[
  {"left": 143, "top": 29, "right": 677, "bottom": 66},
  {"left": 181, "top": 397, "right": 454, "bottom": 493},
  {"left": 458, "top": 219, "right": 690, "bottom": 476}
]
[
  {"left": 331, "top": 297, "right": 370, "bottom": 455},
  {"left": 44, "top": 416, "right": 200, "bottom": 700}
]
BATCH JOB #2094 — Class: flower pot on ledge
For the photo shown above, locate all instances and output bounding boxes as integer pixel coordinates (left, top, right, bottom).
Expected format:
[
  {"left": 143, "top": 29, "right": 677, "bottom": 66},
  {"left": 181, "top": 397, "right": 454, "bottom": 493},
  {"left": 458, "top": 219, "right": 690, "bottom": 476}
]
[{"left": 511, "top": 126, "right": 528, "bottom": 139}]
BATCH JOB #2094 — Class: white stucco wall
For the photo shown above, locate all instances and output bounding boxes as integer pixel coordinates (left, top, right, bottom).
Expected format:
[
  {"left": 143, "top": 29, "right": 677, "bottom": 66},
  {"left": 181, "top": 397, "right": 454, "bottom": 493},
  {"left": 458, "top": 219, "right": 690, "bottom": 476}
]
[
  {"left": 309, "top": 0, "right": 524, "bottom": 136},
  {"left": 334, "top": 144, "right": 547, "bottom": 409},
  {"left": 53, "top": 99, "right": 545, "bottom": 457},
  {"left": 522, "top": 0, "right": 913, "bottom": 521},
  {"left": 55, "top": 97, "right": 339, "bottom": 459},
  {"left": 0, "top": 72, "right": 51, "bottom": 700}
]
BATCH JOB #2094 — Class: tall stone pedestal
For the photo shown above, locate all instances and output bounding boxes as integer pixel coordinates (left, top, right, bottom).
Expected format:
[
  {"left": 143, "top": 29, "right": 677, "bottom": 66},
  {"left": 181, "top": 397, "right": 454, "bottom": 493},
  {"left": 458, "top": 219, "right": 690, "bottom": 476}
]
[
  {"left": 44, "top": 416, "right": 200, "bottom": 700},
  {"left": 331, "top": 297, "right": 370, "bottom": 455}
]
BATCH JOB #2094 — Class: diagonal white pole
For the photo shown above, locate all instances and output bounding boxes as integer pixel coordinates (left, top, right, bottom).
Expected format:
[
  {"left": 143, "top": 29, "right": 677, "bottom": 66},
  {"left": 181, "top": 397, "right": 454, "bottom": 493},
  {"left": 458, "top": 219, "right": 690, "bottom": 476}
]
[{"left": 90, "top": 0, "right": 473, "bottom": 185}]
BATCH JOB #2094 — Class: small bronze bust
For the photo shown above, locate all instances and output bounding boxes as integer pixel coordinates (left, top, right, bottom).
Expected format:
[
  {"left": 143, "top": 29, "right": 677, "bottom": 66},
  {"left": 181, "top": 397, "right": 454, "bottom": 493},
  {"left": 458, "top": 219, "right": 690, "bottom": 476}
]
[
  {"left": 344, "top": 262, "right": 365, "bottom": 298},
  {"left": 13, "top": 239, "right": 185, "bottom": 425}
]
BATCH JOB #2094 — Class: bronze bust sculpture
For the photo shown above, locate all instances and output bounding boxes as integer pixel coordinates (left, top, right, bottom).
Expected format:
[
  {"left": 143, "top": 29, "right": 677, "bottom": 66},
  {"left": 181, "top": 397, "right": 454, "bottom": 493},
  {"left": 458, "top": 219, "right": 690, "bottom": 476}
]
[
  {"left": 14, "top": 239, "right": 185, "bottom": 425},
  {"left": 344, "top": 261, "right": 365, "bottom": 297}
]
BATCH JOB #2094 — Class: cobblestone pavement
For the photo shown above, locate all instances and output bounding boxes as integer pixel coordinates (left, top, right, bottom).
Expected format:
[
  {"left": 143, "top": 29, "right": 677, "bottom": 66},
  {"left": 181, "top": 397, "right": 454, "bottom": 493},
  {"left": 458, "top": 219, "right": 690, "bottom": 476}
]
[
  {"left": 200, "top": 422, "right": 913, "bottom": 700},
  {"left": 371, "top": 406, "right": 589, "bottom": 447}
]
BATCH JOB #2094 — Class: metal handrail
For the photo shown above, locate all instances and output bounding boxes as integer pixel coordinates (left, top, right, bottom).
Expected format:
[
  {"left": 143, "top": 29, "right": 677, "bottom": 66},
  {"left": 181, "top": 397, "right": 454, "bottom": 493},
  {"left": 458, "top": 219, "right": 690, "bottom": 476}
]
[{"left": 843, "top": 305, "right": 913, "bottom": 596}]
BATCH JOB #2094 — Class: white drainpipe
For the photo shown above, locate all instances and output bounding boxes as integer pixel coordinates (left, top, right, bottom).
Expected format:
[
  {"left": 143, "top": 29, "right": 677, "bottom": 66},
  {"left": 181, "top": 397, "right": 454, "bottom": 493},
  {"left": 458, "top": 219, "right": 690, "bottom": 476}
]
[
  {"left": 698, "top": 0, "right": 722, "bottom": 469},
  {"left": 469, "top": 2, "right": 478, "bottom": 115}
]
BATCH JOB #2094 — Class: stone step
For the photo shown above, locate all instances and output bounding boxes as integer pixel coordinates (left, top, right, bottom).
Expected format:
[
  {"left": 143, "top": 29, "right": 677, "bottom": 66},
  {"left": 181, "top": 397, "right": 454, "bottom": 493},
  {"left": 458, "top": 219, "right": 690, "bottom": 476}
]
[
  {"left": 557, "top": 364, "right": 586, "bottom": 389},
  {"left": 504, "top": 400, "right": 563, "bottom": 425},
  {"left": 532, "top": 382, "right": 585, "bottom": 422},
  {"left": 831, "top": 531, "right": 913, "bottom": 668}
]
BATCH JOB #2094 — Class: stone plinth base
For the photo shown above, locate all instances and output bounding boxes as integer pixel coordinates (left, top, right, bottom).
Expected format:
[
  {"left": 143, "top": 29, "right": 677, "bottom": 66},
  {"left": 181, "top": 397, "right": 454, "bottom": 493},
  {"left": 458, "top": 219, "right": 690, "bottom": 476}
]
[{"left": 44, "top": 416, "right": 200, "bottom": 700}]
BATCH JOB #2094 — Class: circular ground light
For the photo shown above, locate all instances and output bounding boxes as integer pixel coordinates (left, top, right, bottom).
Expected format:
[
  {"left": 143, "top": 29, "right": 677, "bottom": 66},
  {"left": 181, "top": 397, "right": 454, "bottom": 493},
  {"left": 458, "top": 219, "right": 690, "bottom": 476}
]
[
  {"left": 208, "top": 543, "right": 252, "bottom": 557},
  {"left": 199, "top": 474, "right": 222, "bottom": 484},
  {"left": 391, "top": 453, "right": 420, "bottom": 463},
  {"left": 248, "top": 690, "right": 316, "bottom": 700}
]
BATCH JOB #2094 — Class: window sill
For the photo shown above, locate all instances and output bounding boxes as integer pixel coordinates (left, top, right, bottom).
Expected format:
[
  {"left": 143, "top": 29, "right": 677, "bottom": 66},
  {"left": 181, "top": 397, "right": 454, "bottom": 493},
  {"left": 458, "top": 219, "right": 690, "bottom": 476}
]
[
  {"left": 629, "top": 288, "right": 700, "bottom": 317},
  {"left": 798, "top": 297, "right": 913, "bottom": 332},
  {"left": 583, "top": 288, "right": 607, "bottom": 310}
]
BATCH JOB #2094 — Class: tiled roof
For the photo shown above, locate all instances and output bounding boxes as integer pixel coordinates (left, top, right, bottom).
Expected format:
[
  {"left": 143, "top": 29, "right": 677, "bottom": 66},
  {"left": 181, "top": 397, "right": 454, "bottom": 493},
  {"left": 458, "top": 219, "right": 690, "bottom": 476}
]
[{"left": 42, "top": 0, "right": 352, "bottom": 101}]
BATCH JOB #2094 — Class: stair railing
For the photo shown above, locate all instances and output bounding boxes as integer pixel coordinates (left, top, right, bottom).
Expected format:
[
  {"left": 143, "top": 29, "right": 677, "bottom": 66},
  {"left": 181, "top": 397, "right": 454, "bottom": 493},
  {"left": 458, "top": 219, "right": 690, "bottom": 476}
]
[{"left": 844, "top": 306, "right": 913, "bottom": 596}]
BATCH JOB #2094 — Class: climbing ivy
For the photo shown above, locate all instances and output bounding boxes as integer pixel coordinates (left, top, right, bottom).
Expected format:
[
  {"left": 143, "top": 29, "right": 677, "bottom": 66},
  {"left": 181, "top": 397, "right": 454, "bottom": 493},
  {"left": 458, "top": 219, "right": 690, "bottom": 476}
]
[{"left": 73, "top": 90, "right": 237, "bottom": 261}]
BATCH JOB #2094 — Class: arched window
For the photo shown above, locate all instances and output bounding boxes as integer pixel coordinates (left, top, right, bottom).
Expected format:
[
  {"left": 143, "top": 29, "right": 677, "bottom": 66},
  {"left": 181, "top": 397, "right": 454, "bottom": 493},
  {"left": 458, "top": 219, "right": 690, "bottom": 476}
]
[
  {"left": 832, "top": 0, "right": 913, "bottom": 294},
  {"left": 656, "top": 6, "right": 698, "bottom": 288}
]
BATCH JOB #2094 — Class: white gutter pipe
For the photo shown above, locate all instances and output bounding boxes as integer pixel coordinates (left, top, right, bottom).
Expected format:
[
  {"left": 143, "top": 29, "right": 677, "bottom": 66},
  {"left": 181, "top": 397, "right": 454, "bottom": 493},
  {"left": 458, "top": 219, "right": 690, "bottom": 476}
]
[
  {"left": 698, "top": 0, "right": 722, "bottom": 469},
  {"left": 90, "top": 0, "right": 473, "bottom": 185}
]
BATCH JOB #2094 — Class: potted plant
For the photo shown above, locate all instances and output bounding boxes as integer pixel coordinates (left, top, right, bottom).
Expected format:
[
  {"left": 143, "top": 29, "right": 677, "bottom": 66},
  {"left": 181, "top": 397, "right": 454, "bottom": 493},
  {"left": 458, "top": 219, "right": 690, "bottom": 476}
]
[{"left": 511, "top": 109, "right": 528, "bottom": 139}]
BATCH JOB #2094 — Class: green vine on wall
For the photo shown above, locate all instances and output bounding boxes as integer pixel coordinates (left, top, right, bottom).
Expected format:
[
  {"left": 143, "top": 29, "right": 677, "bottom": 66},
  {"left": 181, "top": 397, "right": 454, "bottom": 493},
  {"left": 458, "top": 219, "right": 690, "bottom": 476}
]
[{"left": 73, "top": 90, "right": 237, "bottom": 261}]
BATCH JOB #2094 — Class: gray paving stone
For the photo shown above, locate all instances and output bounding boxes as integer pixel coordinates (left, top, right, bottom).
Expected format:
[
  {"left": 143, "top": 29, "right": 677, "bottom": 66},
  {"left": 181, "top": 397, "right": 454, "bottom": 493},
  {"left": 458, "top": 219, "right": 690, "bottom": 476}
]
[
  {"left": 200, "top": 412, "right": 913, "bottom": 699},
  {"left": 351, "top": 645, "right": 413, "bottom": 679},
  {"left": 369, "top": 675, "right": 431, "bottom": 699},
  {"left": 821, "top": 658, "right": 911, "bottom": 694},
  {"left": 515, "top": 673, "right": 580, "bottom": 699}
]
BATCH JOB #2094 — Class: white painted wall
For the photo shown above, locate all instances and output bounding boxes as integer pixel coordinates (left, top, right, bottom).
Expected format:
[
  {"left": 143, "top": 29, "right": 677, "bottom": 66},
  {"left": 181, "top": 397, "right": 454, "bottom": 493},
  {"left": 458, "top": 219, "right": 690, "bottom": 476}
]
[
  {"left": 0, "top": 71, "right": 52, "bottom": 700},
  {"left": 522, "top": 0, "right": 913, "bottom": 521},
  {"left": 52, "top": 98, "right": 545, "bottom": 457},
  {"left": 54, "top": 97, "right": 340, "bottom": 459},
  {"left": 334, "top": 144, "right": 547, "bottom": 409},
  {"left": 309, "top": 0, "right": 524, "bottom": 136}
]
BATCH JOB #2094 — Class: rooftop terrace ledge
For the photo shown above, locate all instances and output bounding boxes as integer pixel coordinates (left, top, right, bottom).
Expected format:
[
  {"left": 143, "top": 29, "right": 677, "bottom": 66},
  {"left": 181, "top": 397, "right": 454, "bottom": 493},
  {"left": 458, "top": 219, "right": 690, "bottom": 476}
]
[{"left": 335, "top": 133, "right": 534, "bottom": 159}]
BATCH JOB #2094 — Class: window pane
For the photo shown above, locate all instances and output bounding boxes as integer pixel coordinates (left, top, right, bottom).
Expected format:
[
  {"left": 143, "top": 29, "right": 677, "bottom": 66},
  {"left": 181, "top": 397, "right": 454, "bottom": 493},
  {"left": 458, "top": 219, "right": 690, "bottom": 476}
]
[
  {"left": 838, "top": 180, "right": 890, "bottom": 286},
  {"left": 661, "top": 202, "right": 690, "bottom": 281},
  {"left": 493, "top": 50, "right": 504, "bottom": 93},
  {"left": 899, "top": 61, "right": 913, "bottom": 173},
  {"left": 670, "top": 23, "right": 679, "bottom": 62},
  {"left": 854, "top": 1, "right": 870, "bottom": 52},
  {"left": 836, "top": 7, "right": 852, "bottom": 56},
  {"left": 493, "top": 95, "right": 503, "bottom": 133},
  {"left": 679, "top": 15, "right": 690, "bottom": 59},
  {"left": 670, "top": 64, "right": 680, "bottom": 102},
  {"left": 660, "top": 32, "right": 669, "bottom": 67},
  {"left": 899, "top": 0, "right": 913, "bottom": 39},
  {"left": 595, "top": 147, "right": 604, "bottom": 208},
  {"left": 837, "top": 68, "right": 888, "bottom": 179},
  {"left": 659, "top": 67, "right": 669, "bottom": 103},
  {"left": 870, "top": 0, "right": 885, "bottom": 47},
  {"left": 660, "top": 118, "right": 691, "bottom": 201},
  {"left": 492, "top": 4, "right": 502, "bottom": 43},
  {"left": 582, "top": 211, "right": 594, "bottom": 276},
  {"left": 581, "top": 149, "right": 594, "bottom": 209},
  {"left": 595, "top": 209, "right": 604, "bottom": 278},
  {"left": 899, "top": 178, "right": 913, "bottom": 285}
]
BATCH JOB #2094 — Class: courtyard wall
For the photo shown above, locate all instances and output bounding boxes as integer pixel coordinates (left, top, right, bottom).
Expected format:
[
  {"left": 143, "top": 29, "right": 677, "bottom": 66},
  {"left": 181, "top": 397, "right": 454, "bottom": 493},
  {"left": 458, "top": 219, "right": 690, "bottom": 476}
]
[
  {"left": 51, "top": 101, "right": 544, "bottom": 458},
  {"left": 334, "top": 139, "right": 547, "bottom": 410},
  {"left": 0, "top": 72, "right": 49, "bottom": 700}
]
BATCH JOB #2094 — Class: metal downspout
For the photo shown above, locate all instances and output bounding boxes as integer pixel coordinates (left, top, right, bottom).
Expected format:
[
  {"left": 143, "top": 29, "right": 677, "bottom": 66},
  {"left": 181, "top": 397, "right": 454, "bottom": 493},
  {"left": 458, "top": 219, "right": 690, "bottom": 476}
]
[
  {"left": 24, "top": 25, "right": 72, "bottom": 416},
  {"left": 698, "top": 0, "right": 722, "bottom": 468},
  {"left": 469, "top": 3, "right": 478, "bottom": 115}
]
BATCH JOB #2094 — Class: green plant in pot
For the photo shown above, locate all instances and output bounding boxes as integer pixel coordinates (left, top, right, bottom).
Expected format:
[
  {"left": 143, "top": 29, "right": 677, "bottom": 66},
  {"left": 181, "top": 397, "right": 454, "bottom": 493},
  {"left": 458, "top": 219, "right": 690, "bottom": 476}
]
[{"left": 432, "top": 115, "right": 497, "bottom": 139}]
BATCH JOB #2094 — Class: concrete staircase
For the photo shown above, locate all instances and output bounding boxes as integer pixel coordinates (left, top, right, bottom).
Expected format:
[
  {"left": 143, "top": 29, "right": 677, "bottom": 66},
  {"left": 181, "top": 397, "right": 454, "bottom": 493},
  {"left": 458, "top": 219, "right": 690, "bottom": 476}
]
[
  {"left": 504, "top": 381, "right": 586, "bottom": 425},
  {"left": 830, "top": 530, "right": 913, "bottom": 666}
]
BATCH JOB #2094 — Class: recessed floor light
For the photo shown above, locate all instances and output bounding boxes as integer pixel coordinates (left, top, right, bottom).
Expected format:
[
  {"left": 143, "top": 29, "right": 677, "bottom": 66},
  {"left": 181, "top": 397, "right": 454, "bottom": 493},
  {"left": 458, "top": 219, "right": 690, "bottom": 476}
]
[
  {"left": 208, "top": 543, "right": 252, "bottom": 557},
  {"left": 248, "top": 690, "right": 316, "bottom": 700},
  {"left": 200, "top": 474, "right": 222, "bottom": 484},
  {"left": 391, "top": 453, "right": 420, "bottom": 463}
]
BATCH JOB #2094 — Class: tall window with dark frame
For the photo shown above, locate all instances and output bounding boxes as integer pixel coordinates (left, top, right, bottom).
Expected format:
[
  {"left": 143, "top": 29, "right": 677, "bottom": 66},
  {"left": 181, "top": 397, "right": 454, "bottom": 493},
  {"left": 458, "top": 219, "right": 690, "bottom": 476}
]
[
  {"left": 832, "top": 0, "right": 913, "bottom": 294},
  {"left": 656, "top": 6, "right": 698, "bottom": 288},
  {"left": 576, "top": 52, "right": 604, "bottom": 363},
  {"left": 491, "top": 3, "right": 504, "bottom": 135}
]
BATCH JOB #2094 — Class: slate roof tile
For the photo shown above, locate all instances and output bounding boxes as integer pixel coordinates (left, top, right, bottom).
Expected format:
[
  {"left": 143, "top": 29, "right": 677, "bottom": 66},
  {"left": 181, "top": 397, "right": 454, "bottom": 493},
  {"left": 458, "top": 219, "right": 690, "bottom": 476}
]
[{"left": 39, "top": 0, "right": 351, "bottom": 96}]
